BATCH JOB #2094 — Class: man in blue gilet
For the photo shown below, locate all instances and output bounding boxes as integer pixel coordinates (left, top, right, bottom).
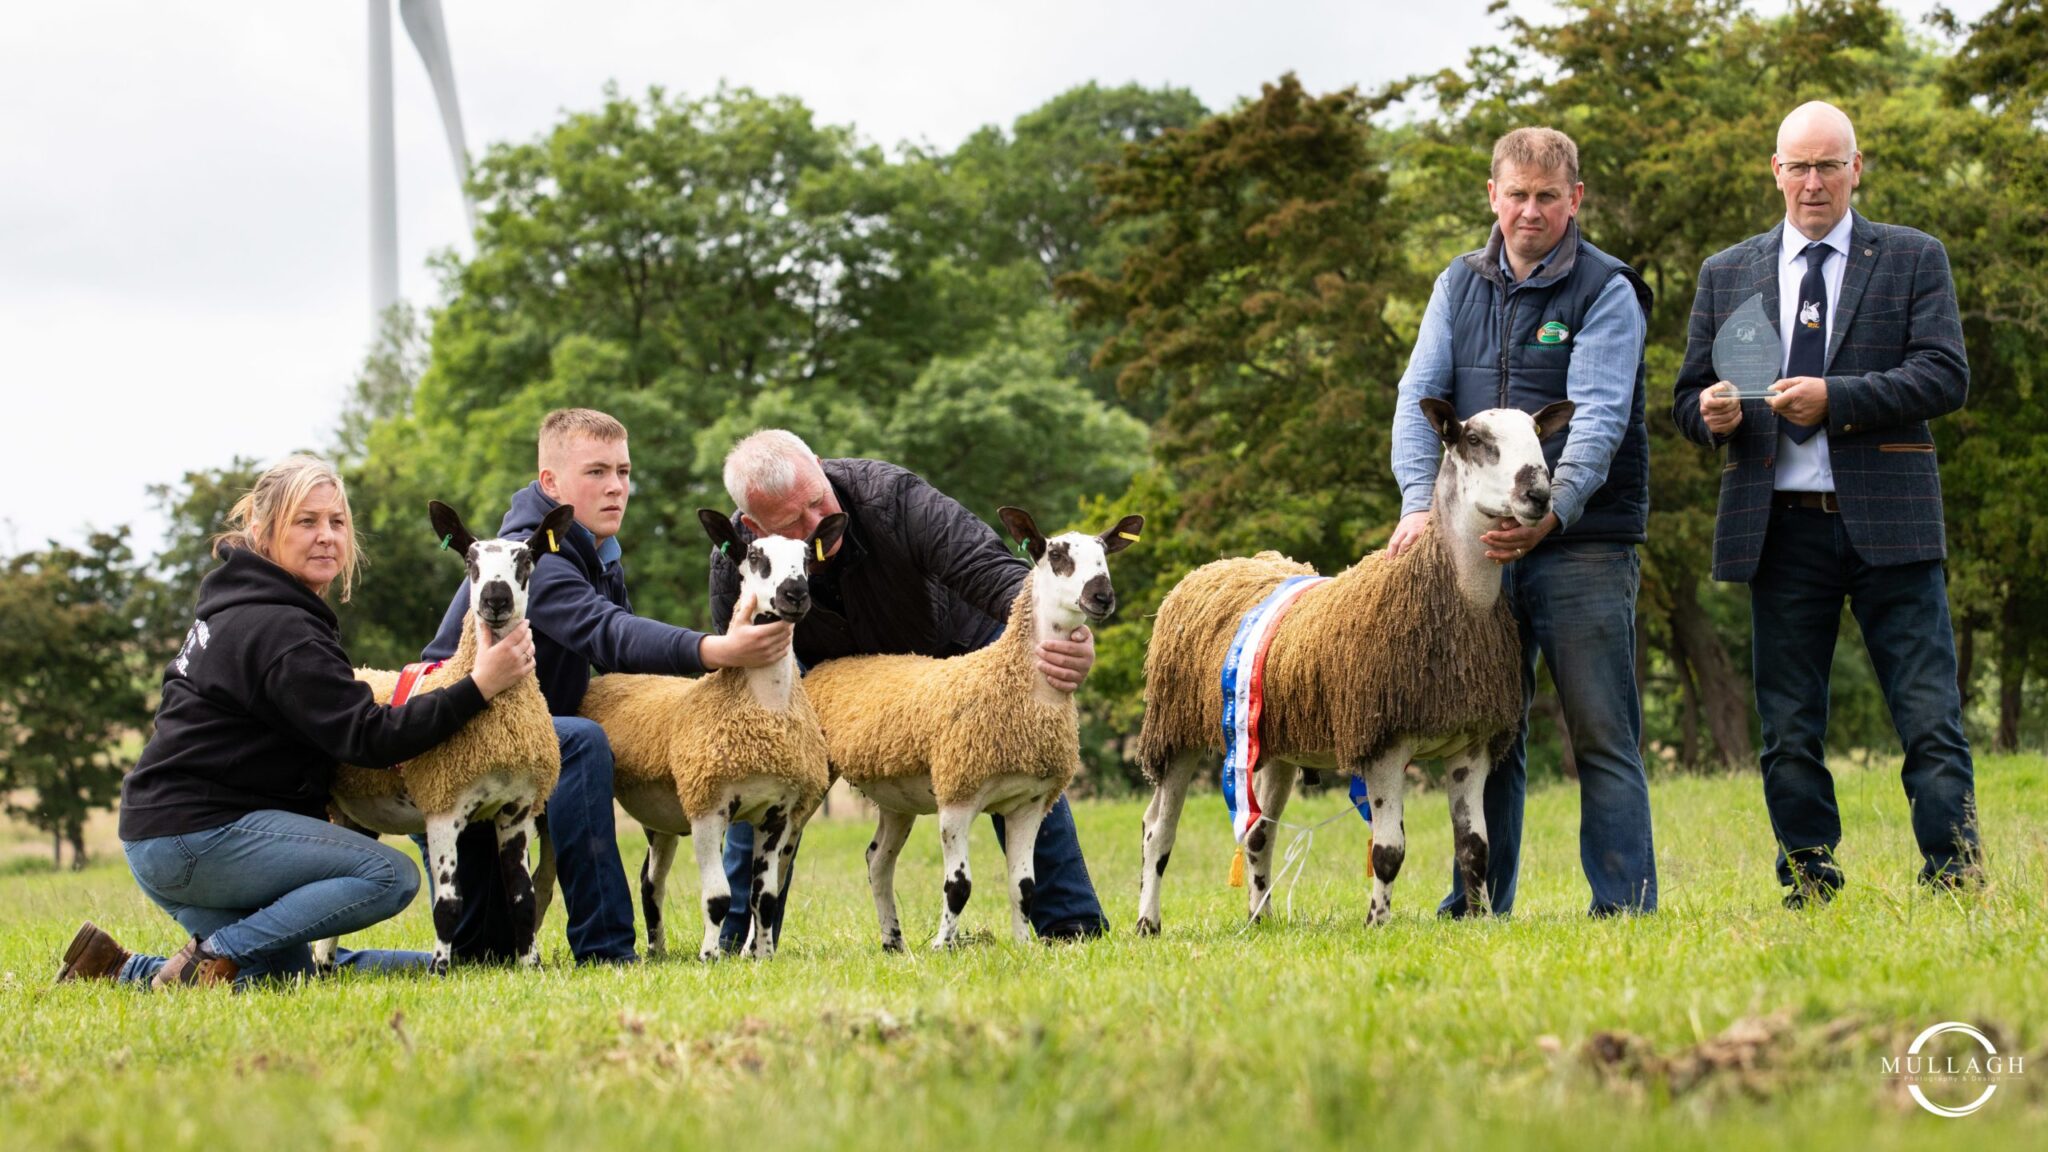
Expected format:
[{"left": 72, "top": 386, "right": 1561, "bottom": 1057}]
[{"left": 1386, "top": 126, "right": 1658, "bottom": 917}]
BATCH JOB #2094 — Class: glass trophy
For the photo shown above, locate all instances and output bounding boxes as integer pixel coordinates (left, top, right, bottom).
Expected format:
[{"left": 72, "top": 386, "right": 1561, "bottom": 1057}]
[{"left": 1711, "top": 293, "right": 1782, "bottom": 400}]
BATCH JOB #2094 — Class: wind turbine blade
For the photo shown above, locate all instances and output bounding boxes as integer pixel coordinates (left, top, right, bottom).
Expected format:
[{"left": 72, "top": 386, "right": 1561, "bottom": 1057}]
[{"left": 398, "top": 0, "right": 477, "bottom": 234}]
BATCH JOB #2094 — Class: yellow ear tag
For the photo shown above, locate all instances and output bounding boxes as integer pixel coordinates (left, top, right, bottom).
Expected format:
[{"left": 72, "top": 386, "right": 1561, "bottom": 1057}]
[
  {"left": 1117, "top": 531, "right": 1141, "bottom": 542},
  {"left": 815, "top": 539, "right": 826, "bottom": 562},
  {"left": 547, "top": 530, "right": 558, "bottom": 554},
  {"left": 1227, "top": 844, "right": 1246, "bottom": 888}
]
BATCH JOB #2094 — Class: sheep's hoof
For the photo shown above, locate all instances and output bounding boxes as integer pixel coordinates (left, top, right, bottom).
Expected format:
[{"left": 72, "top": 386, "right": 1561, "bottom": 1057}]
[
  {"left": 696, "top": 948, "right": 722, "bottom": 963},
  {"left": 428, "top": 957, "right": 453, "bottom": 977},
  {"left": 880, "top": 936, "right": 905, "bottom": 954},
  {"left": 1134, "top": 917, "right": 1159, "bottom": 937}
]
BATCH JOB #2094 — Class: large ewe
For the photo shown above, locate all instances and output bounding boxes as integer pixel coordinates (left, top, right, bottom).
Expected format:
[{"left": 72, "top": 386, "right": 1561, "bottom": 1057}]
[
  {"left": 576, "top": 510, "right": 843, "bottom": 961},
  {"left": 804, "top": 507, "right": 1144, "bottom": 951},
  {"left": 1134, "top": 399, "right": 1571, "bottom": 933},
  {"left": 321, "top": 500, "right": 576, "bottom": 973}
]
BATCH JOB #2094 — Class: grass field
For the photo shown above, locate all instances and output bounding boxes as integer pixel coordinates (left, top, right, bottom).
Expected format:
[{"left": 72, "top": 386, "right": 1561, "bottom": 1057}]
[{"left": 4, "top": 757, "right": 2044, "bottom": 1150}]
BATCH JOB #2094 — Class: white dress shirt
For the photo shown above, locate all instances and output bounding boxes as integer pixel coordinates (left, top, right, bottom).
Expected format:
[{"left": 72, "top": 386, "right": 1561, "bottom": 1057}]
[{"left": 1774, "top": 211, "right": 1854, "bottom": 492}]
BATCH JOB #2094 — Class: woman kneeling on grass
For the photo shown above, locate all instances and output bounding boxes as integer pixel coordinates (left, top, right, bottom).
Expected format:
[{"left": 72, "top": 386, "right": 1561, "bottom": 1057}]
[{"left": 55, "top": 455, "right": 535, "bottom": 989}]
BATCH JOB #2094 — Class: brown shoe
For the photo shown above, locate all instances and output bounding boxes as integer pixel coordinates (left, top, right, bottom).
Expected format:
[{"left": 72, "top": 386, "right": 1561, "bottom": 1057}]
[
  {"left": 151, "top": 936, "right": 240, "bottom": 989},
  {"left": 56, "top": 921, "right": 133, "bottom": 983}
]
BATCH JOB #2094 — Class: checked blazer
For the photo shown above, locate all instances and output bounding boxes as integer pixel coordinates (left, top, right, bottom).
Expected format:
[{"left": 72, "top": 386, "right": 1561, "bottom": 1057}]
[{"left": 1672, "top": 211, "right": 1969, "bottom": 583}]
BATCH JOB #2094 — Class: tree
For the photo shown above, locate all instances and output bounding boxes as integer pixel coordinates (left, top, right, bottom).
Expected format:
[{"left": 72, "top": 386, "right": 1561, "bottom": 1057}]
[{"left": 0, "top": 531, "right": 154, "bottom": 868}]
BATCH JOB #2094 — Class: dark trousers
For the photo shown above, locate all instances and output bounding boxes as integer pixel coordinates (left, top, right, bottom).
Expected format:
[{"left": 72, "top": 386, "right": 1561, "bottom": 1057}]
[
  {"left": 1439, "top": 540, "right": 1659, "bottom": 917},
  {"left": 437, "top": 717, "right": 639, "bottom": 964},
  {"left": 1750, "top": 506, "right": 1979, "bottom": 888}
]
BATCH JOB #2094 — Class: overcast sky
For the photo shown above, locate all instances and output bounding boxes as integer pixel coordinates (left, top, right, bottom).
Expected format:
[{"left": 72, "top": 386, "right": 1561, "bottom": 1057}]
[{"left": 0, "top": 0, "right": 1987, "bottom": 557}]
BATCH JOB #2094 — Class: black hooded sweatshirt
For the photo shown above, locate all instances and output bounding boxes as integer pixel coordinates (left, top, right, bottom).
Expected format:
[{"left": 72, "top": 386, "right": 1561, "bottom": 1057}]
[{"left": 118, "top": 548, "right": 487, "bottom": 841}]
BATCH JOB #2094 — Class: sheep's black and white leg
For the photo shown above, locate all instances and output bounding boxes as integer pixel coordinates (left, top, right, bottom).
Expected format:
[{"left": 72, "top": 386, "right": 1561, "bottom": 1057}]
[
  {"left": 1444, "top": 748, "right": 1493, "bottom": 915},
  {"left": 640, "top": 828, "right": 680, "bottom": 958},
  {"left": 1358, "top": 745, "right": 1412, "bottom": 926},
  {"left": 493, "top": 801, "right": 542, "bottom": 967},
  {"left": 1244, "top": 761, "right": 1298, "bottom": 924},
  {"left": 741, "top": 803, "right": 791, "bottom": 959},
  {"left": 688, "top": 808, "right": 732, "bottom": 962},
  {"left": 1136, "top": 750, "right": 1199, "bottom": 937},
  {"left": 999, "top": 797, "right": 1049, "bottom": 945},
  {"left": 867, "top": 808, "right": 916, "bottom": 952},
  {"left": 934, "top": 803, "right": 977, "bottom": 950},
  {"left": 310, "top": 934, "right": 339, "bottom": 975},
  {"left": 423, "top": 813, "right": 467, "bottom": 974}
]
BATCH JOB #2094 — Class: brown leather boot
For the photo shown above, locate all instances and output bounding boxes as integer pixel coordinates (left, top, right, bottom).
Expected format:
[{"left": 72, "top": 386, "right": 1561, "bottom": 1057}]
[
  {"left": 151, "top": 936, "right": 240, "bottom": 988},
  {"left": 55, "top": 921, "right": 132, "bottom": 983}
]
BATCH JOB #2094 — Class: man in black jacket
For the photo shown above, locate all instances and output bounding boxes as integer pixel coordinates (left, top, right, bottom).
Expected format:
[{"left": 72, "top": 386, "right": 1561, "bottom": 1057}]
[
  {"left": 422, "top": 409, "right": 793, "bottom": 964},
  {"left": 710, "top": 430, "right": 1110, "bottom": 946}
]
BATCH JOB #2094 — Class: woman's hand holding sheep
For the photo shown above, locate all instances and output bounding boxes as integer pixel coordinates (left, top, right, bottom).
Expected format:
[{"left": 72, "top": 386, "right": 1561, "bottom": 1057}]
[
  {"left": 472, "top": 619, "right": 537, "bottom": 700},
  {"left": 1037, "top": 627, "right": 1095, "bottom": 694},
  {"left": 1387, "top": 510, "right": 1431, "bottom": 559}
]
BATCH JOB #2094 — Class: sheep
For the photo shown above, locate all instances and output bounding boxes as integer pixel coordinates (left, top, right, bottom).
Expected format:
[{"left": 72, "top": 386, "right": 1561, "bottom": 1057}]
[
  {"left": 317, "top": 500, "right": 577, "bottom": 974},
  {"left": 1132, "top": 399, "right": 1572, "bottom": 934},
  {"left": 574, "top": 509, "right": 843, "bottom": 961},
  {"left": 802, "top": 506, "right": 1144, "bottom": 951}
]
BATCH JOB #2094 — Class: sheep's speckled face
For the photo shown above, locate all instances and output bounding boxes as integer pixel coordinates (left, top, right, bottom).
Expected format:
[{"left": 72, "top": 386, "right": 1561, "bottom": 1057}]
[
  {"left": 737, "top": 535, "right": 814, "bottom": 624},
  {"left": 1042, "top": 534, "right": 1120, "bottom": 625},
  {"left": 466, "top": 539, "right": 539, "bottom": 633},
  {"left": 429, "top": 500, "right": 578, "bottom": 638},
  {"left": 998, "top": 507, "right": 1145, "bottom": 631},
  {"left": 1447, "top": 408, "right": 1557, "bottom": 526}
]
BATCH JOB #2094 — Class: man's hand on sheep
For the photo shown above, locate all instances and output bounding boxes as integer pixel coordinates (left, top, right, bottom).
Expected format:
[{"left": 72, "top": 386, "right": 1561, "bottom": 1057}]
[
  {"left": 1038, "top": 628, "right": 1095, "bottom": 694},
  {"left": 1700, "top": 381, "right": 1744, "bottom": 436},
  {"left": 702, "top": 593, "right": 795, "bottom": 669},
  {"left": 473, "top": 619, "right": 536, "bottom": 700},
  {"left": 1480, "top": 512, "right": 1559, "bottom": 564},
  {"left": 1386, "top": 510, "right": 1431, "bottom": 559}
]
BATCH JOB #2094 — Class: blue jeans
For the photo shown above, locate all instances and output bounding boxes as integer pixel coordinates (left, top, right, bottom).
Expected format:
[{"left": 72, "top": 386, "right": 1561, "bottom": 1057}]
[
  {"left": 1438, "top": 540, "right": 1659, "bottom": 917},
  {"left": 1750, "top": 506, "right": 1978, "bottom": 888},
  {"left": 721, "top": 621, "right": 1109, "bottom": 949},
  {"left": 437, "top": 717, "right": 638, "bottom": 963},
  {"left": 121, "top": 809, "right": 428, "bottom": 985}
]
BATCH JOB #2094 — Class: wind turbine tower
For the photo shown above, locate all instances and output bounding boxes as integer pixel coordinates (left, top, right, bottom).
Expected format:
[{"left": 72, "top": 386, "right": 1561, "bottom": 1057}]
[{"left": 368, "top": 0, "right": 477, "bottom": 332}]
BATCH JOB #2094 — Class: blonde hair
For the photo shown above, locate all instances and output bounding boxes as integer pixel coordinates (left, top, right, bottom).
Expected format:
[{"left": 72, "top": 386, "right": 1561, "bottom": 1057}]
[
  {"left": 213, "top": 454, "right": 360, "bottom": 601},
  {"left": 1491, "top": 127, "right": 1580, "bottom": 186},
  {"left": 722, "top": 429, "right": 818, "bottom": 517},
  {"left": 538, "top": 408, "right": 628, "bottom": 467}
]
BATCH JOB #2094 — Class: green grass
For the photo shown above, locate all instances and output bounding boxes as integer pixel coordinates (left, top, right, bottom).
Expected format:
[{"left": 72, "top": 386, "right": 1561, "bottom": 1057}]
[{"left": 4, "top": 758, "right": 2044, "bottom": 1150}]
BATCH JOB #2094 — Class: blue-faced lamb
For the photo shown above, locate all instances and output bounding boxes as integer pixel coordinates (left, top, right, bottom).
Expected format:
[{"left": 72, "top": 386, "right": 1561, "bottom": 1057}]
[
  {"left": 574, "top": 511, "right": 844, "bottom": 960},
  {"left": 802, "top": 507, "right": 1143, "bottom": 951},
  {"left": 319, "top": 500, "right": 576, "bottom": 972}
]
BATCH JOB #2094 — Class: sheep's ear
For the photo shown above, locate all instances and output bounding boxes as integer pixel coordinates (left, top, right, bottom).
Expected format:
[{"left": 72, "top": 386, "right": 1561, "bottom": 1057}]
[
  {"left": 1532, "top": 400, "right": 1575, "bottom": 441},
  {"left": 698, "top": 508, "right": 744, "bottom": 560},
  {"left": 1419, "top": 397, "right": 1461, "bottom": 446},
  {"left": 429, "top": 501, "right": 478, "bottom": 557},
  {"left": 998, "top": 506, "right": 1046, "bottom": 564},
  {"left": 807, "top": 513, "right": 848, "bottom": 564},
  {"left": 1098, "top": 514, "right": 1145, "bottom": 556},
  {"left": 527, "top": 503, "right": 578, "bottom": 557}
]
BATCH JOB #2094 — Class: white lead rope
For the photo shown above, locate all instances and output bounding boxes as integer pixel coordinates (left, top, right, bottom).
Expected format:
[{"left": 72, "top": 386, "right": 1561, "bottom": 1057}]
[{"left": 1237, "top": 803, "right": 1370, "bottom": 934}]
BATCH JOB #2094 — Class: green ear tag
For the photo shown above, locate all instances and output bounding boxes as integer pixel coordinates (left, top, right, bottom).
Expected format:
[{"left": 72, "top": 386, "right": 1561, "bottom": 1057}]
[
  {"left": 438, "top": 533, "right": 453, "bottom": 551},
  {"left": 719, "top": 541, "right": 731, "bottom": 556}
]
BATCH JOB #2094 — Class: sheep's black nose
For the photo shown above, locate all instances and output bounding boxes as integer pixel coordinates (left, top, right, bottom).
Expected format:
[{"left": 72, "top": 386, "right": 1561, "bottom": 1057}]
[
  {"left": 479, "top": 581, "right": 513, "bottom": 617},
  {"left": 1081, "top": 575, "right": 1115, "bottom": 617},
  {"left": 773, "top": 577, "right": 810, "bottom": 617}
]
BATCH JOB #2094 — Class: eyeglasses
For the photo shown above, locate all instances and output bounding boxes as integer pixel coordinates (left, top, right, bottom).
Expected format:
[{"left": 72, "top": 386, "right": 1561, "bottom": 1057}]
[{"left": 1780, "top": 159, "right": 1851, "bottom": 180}]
